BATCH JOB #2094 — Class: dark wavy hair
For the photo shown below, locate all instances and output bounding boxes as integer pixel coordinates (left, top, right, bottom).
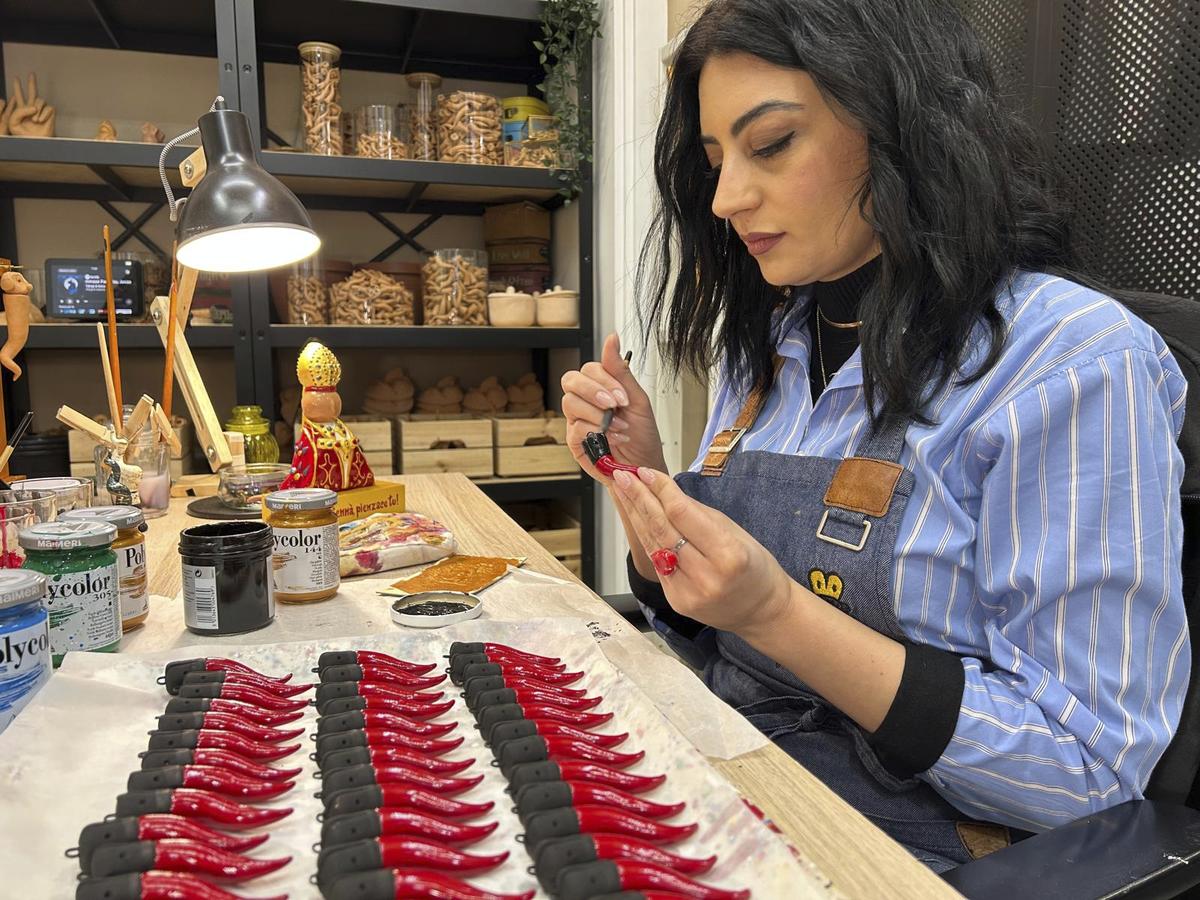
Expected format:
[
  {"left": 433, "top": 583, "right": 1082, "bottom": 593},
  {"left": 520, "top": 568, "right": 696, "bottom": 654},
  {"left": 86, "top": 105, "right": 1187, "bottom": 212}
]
[{"left": 639, "top": 0, "right": 1078, "bottom": 428}]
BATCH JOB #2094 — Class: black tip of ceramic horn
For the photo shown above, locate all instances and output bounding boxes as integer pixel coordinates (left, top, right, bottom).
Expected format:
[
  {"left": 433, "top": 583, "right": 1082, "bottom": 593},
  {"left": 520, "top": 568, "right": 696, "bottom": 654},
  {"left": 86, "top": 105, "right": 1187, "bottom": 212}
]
[
  {"left": 462, "top": 675, "right": 507, "bottom": 704},
  {"left": 317, "top": 711, "right": 367, "bottom": 736},
  {"left": 317, "top": 839, "right": 385, "bottom": 891},
  {"left": 448, "top": 642, "right": 486, "bottom": 656},
  {"left": 156, "top": 712, "right": 206, "bottom": 732},
  {"left": 470, "top": 687, "right": 518, "bottom": 711},
  {"left": 161, "top": 659, "right": 206, "bottom": 694},
  {"left": 180, "top": 670, "right": 230, "bottom": 688},
  {"left": 533, "top": 834, "right": 599, "bottom": 894},
  {"left": 516, "top": 781, "right": 574, "bottom": 825},
  {"left": 320, "top": 765, "right": 380, "bottom": 802},
  {"left": 487, "top": 719, "right": 538, "bottom": 749},
  {"left": 323, "top": 785, "right": 385, "bottom": 818},
  {"left": 460, "top": 662, "right": 504, "bottom": 684},
  {"left": 163, "top": 697, "right": 212, "bottom": 715},
  {"left": 139, "top": 748, "right": 194, "bottom": 770},
  {"left": 507, "top": 760, "right": 565, "bottom": 794},
  {"left": 75, "top": 819, "right": 139, "bottom": 875},
  {"left": 75, "top": 873, "right": 142, "bottom": 900},
  {"left": 522, "top": 806, "right": 583, "bottom": 852},
  {"left": 320, "top": 809, "right": 383, "bottom": 848},
  {"left": 176, "top": 682, "right": 222, "bottom": 699},
  {"left": 318, "top": 651, "right": 359, "bottom": 671},
  {"left": 89, "top": 840, "right": 156, "bottom": 878},
  {"left": 315, "top": 681, "right": 362, "bottom": 705},
  {"left": 476, "top": 703, "right": 526, "bottom": 742},
  {"left": 114, "top": 790, "right": 174, "bottom": 818},
  {"left": 495, "top": 736, "right": 550, "bottom": 779},
  {"left": 145, "top": 730, "right": 201, "bottom": 752},
  {"left": 449, "top": 653, "right": 491, "bottom": 684},
  {"left": 314, "top": 729, "right": 369, "bottom": 762},
  {"left": 319, "top": 746, "right": 373, "bottom": 774},
  {"left": 325, "top": 868, "right": 397, "bottom": 900},
  {"left": 317, "top": 696, "right": 368, "bottom": 717},
  {"left": 555, "top": 860, "right": 624, "bottom": 900},
  {"left": 321, "top": 664, "right": 366, "bottom": 683}
]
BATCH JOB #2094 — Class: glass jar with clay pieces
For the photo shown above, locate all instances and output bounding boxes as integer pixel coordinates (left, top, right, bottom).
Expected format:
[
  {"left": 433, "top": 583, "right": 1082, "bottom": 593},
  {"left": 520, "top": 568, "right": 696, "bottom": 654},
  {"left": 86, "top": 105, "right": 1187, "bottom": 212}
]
[
  {"left": 406, "top": 72, "right": 441, "bottom": 160},
  {"left": 437, "top": 91, "right": 503, "bottom": 165},
  {"left": 299, "top": 41, "right": 343, "bottom": 155}
]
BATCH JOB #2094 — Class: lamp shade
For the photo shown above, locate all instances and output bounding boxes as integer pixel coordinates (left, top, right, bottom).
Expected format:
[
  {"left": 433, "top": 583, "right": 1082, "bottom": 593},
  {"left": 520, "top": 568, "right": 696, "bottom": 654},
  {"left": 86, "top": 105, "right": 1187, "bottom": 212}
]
[{"left": 176, "top": 103, "right": 320, "bottom": 273}]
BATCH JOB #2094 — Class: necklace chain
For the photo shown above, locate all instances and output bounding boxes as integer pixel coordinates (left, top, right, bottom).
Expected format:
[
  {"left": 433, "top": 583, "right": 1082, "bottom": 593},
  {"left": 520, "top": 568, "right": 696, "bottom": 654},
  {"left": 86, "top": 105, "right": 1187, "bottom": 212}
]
[{"left": 814, "top": 307, "right": 861, "bottom": 392}]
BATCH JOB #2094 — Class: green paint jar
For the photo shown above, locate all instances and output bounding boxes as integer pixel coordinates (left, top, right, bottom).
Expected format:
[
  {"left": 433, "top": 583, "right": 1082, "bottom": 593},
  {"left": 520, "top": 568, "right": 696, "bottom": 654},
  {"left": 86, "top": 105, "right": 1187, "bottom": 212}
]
[{"left": 19, "top": 521, "right": 120, "bottom": 666}]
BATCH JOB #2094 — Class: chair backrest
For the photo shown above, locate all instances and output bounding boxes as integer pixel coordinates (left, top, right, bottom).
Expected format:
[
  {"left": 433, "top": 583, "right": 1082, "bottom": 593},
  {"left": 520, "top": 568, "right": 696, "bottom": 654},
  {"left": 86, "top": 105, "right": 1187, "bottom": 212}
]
[{"left": 1118, "top": 292, "right": 1200, "bottom": 806}]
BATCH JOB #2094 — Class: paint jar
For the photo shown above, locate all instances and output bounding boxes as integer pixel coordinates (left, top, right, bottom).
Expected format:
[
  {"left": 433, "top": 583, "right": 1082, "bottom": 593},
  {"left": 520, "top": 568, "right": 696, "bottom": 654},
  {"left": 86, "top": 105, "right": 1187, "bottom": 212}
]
[
  {"left": 179, "top": 522, "right": 275, "bottom": 636},
  {"left": 265, "top": 488, "right": 340, "bottom": 603},
  {"left": 19, "top": 521, "right": 119, "bottom": 666},
  {"left": 61, "top": 506, "right": 148, "bottom": 632},
  {"left": 9, "top": 477, "right": 94, "bottom": 514},
  {"left": 0, "top": 569, "right": 50, "bottom": 733}
]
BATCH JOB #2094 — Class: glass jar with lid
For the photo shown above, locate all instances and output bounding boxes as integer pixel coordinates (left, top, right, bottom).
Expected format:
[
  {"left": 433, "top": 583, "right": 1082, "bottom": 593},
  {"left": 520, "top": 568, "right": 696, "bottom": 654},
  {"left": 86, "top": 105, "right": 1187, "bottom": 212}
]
[
  {"left": 355, "top": 105, "right": 409, "bottom": 159},
  {"left": 264, "top": 488, "right": 340, "bottom": 603},
  {"left": 224, "top": 405, "right": 281, "bottom": 465},
  {"left": 405, "top": 72, "right": 441, "bottom": 160},
  {"left": 61, "top": 505, "right": 148, "bottom": 632},
  {"left": 299, "top": 41, "right": 343, "bottom": 155},
  {"left": 0, "top": 569, "right": 50, "bottom": 732},
  {"left": 20, "top": 520, "right": 119, "bottom": 666}
]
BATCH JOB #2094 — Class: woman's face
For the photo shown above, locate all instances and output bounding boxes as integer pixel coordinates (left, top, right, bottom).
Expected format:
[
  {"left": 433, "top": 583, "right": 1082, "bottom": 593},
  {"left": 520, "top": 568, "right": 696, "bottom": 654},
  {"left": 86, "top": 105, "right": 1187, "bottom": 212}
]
[{"left": 699, "top": 53, "right": 878, "bottom": 287}]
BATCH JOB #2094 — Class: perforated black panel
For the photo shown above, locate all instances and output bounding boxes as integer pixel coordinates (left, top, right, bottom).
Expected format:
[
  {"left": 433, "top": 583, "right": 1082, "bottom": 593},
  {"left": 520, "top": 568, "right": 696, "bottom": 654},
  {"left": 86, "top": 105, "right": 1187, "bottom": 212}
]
[
  {"left": 960, "top": 0, "right": 1200, "bottom": 300},
  {"left": 955, "top": 0, "right": 1034, "bottom": 108}
]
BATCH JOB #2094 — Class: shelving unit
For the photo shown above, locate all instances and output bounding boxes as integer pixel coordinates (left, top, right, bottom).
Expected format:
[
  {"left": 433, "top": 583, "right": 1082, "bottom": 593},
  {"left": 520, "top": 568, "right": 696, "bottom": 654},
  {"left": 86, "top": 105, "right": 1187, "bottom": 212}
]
[{"left": 0, "top": 0, "right": 597, "bottom": 585}]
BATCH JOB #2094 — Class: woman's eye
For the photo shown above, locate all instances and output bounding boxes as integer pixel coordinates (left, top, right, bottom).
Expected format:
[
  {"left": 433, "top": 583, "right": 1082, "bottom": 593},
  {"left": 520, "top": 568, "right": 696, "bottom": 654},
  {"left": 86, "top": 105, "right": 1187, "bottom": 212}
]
[{"left": 752, "top": 132, "right": 795, "bottom": 158}]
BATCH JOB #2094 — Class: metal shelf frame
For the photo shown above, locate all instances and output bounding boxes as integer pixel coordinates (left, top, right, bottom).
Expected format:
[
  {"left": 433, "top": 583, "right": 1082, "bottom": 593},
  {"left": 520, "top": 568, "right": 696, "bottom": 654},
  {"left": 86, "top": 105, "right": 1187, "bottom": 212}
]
[{"left": 0, "top": 0, "right": 597, "bottom": 585}]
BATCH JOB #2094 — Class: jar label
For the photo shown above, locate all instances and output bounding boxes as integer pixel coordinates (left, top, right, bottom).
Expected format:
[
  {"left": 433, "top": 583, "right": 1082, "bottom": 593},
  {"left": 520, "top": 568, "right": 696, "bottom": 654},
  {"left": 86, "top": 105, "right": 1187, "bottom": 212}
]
[
  {"left": 119, "top": 541, "right": 149, "bottom": 623},
  {"left": 272, "top": 524, "right": 339, "bottom": 594},
  {"left": 0, "top": 611, "right": 51, "bottom": 733},
  {"left": 183, "top": 565, "right": 219, "bottom": 631},
  {"left": 45, "top": 564, "right": 120, "bottom": 656}
]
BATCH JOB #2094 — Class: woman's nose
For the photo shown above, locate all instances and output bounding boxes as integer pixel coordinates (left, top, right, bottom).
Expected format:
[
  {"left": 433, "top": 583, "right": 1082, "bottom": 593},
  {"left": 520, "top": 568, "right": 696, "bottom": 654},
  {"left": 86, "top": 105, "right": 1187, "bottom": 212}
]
[{"left": 710, "top": 161, "right": 758, "bottom": 223}]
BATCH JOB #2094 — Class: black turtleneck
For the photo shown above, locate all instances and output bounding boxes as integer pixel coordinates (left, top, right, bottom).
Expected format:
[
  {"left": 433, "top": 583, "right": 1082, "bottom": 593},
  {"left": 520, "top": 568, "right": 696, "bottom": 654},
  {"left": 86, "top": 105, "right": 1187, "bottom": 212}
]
[{"left": 807, "top": 255, "right": 881, "bottom": 403}]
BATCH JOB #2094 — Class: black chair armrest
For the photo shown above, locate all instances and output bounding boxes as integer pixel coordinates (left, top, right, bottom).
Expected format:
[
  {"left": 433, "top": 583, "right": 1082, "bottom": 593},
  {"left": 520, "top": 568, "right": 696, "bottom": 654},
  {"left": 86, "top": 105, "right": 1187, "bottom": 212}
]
[{"left": 942, "top": 800, "right": 1200, "bottom": 900}]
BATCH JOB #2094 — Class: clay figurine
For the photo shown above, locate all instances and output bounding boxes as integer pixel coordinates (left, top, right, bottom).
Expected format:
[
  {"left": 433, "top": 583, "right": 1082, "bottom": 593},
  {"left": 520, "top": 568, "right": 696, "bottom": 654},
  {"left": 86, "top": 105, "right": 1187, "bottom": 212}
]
[
  {"left": 463, "top": 376, "right": 508, "bottom": 415},
  {"left": 0, "top": 270, "right": 33, "bottom": 380},
  {"left": 282, "top": 341, "right": 375, "bottom": 491},
  {"left": 7, "top": 74, "right": 56, "bottom": 137},
  {"left": 362, "top": 367, "right": 415, "bottom": 417},
  {"left": 141, "top": 121, "right": 165, "bottom": 143},
  {"left": 415, "top": 376, "right": 464, "bottom": 415},
  {"left": 506, "top": 373, "right": 545, "bottom": 416},
  {"left": 95, "top": 119, "right": 117, "bottom": 141}
]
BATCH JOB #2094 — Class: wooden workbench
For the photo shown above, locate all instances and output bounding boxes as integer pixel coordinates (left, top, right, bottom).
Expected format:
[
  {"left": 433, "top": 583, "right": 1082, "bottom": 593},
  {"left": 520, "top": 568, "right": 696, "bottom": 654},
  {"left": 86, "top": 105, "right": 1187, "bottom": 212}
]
[{"left": 133, "top": 474, "right": 957, "bottom": 900}]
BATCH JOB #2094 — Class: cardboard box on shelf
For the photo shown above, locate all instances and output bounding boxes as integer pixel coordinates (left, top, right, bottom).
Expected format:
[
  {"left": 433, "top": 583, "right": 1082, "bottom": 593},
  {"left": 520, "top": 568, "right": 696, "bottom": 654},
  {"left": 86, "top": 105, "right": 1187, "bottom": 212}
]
[
  {"left": 485, "top": 240, "right": 551, "bottom": 267},
  {"left": 484, "top": 201, "right": 551, "bottom": 244}
]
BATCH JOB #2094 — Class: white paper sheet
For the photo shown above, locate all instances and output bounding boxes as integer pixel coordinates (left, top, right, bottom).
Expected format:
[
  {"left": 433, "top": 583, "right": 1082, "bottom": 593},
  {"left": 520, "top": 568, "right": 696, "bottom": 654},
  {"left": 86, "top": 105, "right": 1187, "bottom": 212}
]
[
  {"left": 0, "top": 619, "right": 832, "bottom": 899},
  {"left": 124, "top": 567, "right": 769, "bottom": 761}
]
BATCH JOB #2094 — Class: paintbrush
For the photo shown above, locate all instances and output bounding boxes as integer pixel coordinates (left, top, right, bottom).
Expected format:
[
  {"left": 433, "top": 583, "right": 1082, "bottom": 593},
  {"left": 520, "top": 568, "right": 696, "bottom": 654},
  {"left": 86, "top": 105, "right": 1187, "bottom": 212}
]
[
  {"left": 0, "top": 410, "right": 34, "bottom": 475},
  {"left": 102, "top": 225, "right": 123, "bottom": 433},
  {"left": 600, "top": 350, "right": 633, "bottom": 433}
]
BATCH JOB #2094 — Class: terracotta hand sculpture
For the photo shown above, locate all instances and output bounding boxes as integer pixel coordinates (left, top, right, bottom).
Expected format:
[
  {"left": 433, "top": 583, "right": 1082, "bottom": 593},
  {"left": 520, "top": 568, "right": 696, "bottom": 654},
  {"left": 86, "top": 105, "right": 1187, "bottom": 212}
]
[
  {"left": 415, "top": 376, "right": 464, "bottom": 415},
  {"left": 0, "top": 270, "right": 33, "bottom": 380},
  {"left": 464, "top": 376, "right": 508, "bottom": 415},
  {"left": 506, "top": 372, "right": 545, "bottom": 416},
  {"left": 95, "top": 120, "right": 117, "bottom": 141},
  {"left": 141, "top": 122, "right": 165, "bottom": 143},
  {"left": 281, "top": 341, "right": 375, "bottom": 492},
  {"left": 8, "top": 74, "right": 56, "bottom": 137}
]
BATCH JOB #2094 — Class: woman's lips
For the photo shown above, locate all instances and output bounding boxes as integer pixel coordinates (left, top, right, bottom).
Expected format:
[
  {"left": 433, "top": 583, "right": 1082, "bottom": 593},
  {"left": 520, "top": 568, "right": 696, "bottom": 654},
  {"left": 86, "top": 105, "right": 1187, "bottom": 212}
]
[{"left": 742, "top": 233, "right": 784, "bottom": 256}]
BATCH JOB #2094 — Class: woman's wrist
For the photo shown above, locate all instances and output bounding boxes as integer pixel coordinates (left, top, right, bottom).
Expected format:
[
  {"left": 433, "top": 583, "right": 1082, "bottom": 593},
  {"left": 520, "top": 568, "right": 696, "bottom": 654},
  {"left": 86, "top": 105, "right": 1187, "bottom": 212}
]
[{"left": 736, "top": 576, "right": 811, "bottom": 645}]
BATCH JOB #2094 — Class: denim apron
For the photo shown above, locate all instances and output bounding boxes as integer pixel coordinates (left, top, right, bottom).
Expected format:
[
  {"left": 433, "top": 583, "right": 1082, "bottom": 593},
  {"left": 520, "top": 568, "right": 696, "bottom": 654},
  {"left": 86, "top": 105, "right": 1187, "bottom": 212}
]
[{"left": 672, "top": 397, "right": 977, "bottom": 871}]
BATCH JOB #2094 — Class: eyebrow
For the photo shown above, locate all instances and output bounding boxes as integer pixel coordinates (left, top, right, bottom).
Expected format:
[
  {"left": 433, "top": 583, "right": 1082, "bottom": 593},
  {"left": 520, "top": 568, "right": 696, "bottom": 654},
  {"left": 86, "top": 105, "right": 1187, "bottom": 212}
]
[{"left": 700, "top": 100, "right": 806, "bottom": 144}]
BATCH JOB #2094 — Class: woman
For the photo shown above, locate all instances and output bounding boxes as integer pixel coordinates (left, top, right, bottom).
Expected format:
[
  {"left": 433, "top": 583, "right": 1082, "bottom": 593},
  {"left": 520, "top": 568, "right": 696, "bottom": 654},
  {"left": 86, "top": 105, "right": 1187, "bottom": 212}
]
[{"left": 560, "top": 0, "right": 1189, "bottom": 873}]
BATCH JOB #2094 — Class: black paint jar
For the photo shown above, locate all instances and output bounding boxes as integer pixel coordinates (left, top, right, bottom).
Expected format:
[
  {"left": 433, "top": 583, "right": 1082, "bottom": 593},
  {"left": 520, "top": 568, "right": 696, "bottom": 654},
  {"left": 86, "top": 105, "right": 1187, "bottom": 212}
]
[{"left": 179, "top": 521, "right": 275, "bottom": 635}]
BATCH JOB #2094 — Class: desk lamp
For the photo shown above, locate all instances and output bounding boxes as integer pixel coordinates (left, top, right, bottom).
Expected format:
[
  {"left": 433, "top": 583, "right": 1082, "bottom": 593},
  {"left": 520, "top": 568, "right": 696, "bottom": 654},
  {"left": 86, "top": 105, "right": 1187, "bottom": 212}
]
[{"left": 153, "top": 97, "right": 320, "bottom": 471}]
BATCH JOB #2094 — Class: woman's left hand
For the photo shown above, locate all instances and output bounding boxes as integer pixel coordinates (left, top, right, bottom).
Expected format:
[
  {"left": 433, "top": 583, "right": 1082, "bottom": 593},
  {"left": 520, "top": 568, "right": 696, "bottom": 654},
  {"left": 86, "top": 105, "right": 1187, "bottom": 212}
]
[{"left": 611, "top": 466, "right": 797, "bottom": 635}]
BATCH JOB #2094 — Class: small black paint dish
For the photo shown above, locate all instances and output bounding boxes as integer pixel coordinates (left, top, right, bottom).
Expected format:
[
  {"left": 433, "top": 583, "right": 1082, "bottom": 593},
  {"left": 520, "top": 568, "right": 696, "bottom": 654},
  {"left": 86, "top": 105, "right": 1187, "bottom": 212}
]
[{"left": 390, "top": 591, "right": 482, "bottom": 628}]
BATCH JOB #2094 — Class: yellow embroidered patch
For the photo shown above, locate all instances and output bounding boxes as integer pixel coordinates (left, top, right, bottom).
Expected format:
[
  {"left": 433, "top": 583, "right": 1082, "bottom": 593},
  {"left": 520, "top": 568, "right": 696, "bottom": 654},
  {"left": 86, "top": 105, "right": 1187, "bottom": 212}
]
[{"left": 809, "top": 569, "right": 844, "bottom": 601}]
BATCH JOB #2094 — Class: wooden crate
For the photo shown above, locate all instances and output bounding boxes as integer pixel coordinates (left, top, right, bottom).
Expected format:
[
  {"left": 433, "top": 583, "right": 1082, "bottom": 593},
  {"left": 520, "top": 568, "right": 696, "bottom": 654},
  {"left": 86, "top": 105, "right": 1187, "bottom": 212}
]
[
  {"left": 396, "top": 415, "right": 493, "bottom": 478},
  {"left": 69, "top": 416, "right": 193, "bottom": 466},
  {"left": 492, "top": 414, "right": 575, "bottom": 477},
  {"left": 343, "top": 416, "right": 395, "bottom": 475},
  {"left": 504, "top": 501, "right": 581, "bottom": 560}
]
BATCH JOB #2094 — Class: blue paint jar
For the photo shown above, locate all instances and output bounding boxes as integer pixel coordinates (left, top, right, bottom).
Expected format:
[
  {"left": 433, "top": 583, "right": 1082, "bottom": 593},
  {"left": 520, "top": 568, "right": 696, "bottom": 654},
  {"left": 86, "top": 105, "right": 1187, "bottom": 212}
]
[{"left": 0, "top": 569, "right": 50, "bottom": 733}]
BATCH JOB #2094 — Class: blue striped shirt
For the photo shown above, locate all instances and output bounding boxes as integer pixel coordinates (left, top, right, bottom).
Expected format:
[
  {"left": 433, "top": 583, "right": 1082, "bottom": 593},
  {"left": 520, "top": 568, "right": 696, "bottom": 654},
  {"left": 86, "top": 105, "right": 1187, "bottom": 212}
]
[{"left": 681, "top": 271, "right": 1189, "bottom": 831}]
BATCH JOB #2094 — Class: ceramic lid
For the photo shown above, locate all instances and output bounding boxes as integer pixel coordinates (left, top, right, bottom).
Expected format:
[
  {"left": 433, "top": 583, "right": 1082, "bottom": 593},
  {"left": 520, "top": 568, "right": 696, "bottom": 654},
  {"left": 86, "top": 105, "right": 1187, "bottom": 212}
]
[
  {"left": 488, "top": 286, "right": 533, "bottom": 301},
  {"left": 538, "top": 285, "right": 578, "bottom": 299}
]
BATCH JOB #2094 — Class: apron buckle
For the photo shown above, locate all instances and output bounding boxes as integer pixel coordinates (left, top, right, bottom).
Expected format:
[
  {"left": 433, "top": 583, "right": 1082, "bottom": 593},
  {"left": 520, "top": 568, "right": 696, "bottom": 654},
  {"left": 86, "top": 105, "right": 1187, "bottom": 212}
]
[
  {"left": 816, "top": 509, "right": 872, "bottom": 551},
  {"left": 708, "top": 427, "right": 747, "bottom": 453}
]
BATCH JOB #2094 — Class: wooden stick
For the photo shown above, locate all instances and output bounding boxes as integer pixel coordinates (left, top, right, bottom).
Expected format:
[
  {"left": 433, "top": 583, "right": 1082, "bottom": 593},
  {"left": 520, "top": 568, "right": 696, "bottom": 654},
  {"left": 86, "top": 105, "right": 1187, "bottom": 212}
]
[
  {"left": 162, "top": 241, "right": 179, "bottom": 422},
  {"left": 96, "top": 322, "right": 122, "bottom": 437},
  {"left": 56, "top": 405, "right": 113, "bottom": 446},
  {"left": 152, "top": 403, "right": 182, "bottom": 455},
  {"left": 102, "top": 225, "right": 123, "bottom": 431},
  {"left": 121, "top": 395, "right": 155, "bottom": 461}
]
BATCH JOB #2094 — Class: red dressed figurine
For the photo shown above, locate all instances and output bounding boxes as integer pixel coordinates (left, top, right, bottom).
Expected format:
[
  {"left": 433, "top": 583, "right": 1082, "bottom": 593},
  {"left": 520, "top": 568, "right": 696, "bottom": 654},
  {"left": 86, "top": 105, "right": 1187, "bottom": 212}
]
[{"left": 282, "top": 341, "right": 374, "bottom": 491}]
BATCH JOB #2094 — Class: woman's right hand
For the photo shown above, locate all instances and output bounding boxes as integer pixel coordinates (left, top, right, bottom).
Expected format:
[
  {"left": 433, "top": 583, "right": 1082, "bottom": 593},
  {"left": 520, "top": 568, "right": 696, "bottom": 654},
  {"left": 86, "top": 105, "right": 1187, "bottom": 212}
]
[{"left": 561, "top": 332, "right": 666, "bottom": 484}]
